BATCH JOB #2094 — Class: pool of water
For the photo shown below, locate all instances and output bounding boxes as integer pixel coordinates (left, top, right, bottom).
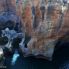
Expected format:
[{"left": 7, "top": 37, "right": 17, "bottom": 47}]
[{"left": 4, "top": 42, "right": 69, "bottom": 69}]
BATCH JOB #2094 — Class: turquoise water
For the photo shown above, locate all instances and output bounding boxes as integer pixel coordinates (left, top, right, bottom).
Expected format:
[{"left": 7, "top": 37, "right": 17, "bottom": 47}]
[
  {"left": 5, "top": 56, "right": 54, "bottom": 69},
  {"left": 11, "top": 50, "right": 19, "bottom": 65},
  {"left": 4, "top": 42, "right": 69, "bottom": 69}
]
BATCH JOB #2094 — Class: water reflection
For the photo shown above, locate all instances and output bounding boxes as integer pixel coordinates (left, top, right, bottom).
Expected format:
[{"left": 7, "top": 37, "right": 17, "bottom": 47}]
[{"left": 11, "top": 50, "right": 19, "bottom": 65}]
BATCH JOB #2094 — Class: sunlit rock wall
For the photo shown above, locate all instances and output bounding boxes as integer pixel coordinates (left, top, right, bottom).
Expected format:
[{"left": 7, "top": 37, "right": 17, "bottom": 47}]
[
  {"left": 0, "top": 0, "right": 69, "bottom": 60},
  {"left": 22, "top": 1, "right": 69, "bottom": 60}
]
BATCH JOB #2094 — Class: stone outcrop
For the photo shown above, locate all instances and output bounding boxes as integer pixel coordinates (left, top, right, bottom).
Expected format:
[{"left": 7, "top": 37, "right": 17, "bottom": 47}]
[
  {"left": 0, "top": 0, "right": 69, "bottom": 60},
  {"left": 26, "top": 3, "right": 69, "bottom": 60}
]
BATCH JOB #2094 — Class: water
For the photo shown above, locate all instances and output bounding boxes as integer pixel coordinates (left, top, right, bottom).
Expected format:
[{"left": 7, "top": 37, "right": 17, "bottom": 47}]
[
  {"left": 4, "top": 41, "right": 69, "bottom": 69},
  {"left": 11, "top": 50, "right": 19, "bottom": 65}
]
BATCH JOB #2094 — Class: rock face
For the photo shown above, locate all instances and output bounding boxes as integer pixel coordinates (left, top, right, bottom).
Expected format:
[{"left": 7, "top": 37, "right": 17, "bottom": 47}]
[
  {"left": 0, "top": 0, "right": 21, "bottom": 30},
  {"left": 0, "top": 0, "right": 16, "bottom": 14},
  {"left": 21, "top": 1, "right": 69, "bottom": 60},
  {"left": 23, "top": 3, "right": 32, "bottom": 36},
  {"left": 0, "top": 0, "right": 69, "bottom": 60}
]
